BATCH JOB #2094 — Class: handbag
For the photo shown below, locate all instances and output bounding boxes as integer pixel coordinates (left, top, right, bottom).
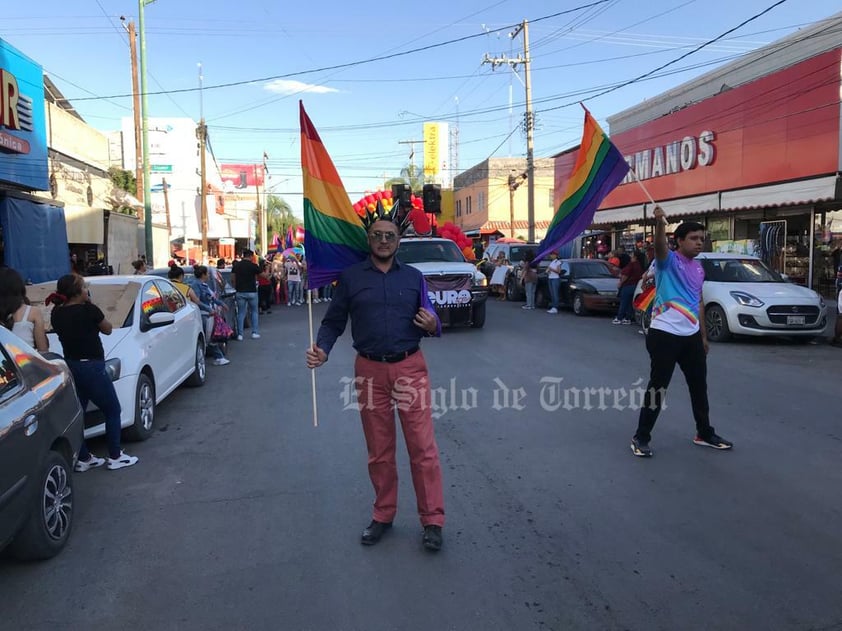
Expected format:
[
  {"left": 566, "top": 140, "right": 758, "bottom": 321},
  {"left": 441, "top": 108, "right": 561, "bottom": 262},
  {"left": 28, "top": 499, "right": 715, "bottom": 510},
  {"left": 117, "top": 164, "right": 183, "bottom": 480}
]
[{"left": 211, "top": 312, "right": 234, "bottom": 343}]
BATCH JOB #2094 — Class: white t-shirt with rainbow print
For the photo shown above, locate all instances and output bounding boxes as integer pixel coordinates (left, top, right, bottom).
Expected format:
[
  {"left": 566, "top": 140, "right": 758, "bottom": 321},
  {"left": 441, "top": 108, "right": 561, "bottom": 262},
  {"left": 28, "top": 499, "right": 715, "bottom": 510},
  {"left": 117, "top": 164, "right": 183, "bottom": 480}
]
[{"left": 650, "top": 250, "right": 705, "bottom": 336}]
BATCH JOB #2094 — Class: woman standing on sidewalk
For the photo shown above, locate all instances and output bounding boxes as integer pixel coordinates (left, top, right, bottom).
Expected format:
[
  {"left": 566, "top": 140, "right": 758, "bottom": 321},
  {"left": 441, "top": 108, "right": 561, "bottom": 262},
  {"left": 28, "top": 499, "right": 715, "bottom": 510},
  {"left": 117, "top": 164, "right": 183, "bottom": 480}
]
[
  {"left": 521, "top": 250, "right": 538, "bottom": 310},
  {"left": 46, "top": 274, "right": 138, "bottom": 471},
  {"left": 0, "top": 267, "right": 49, "bottom": 352}
]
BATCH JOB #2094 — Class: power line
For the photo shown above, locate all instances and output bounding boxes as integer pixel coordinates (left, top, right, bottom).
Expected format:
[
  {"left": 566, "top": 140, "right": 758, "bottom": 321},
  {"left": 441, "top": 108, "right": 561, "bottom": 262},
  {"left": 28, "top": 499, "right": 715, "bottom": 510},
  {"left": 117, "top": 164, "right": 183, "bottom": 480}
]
[{"left": 69, "top": 0, "right": 615, "bottom": 102}]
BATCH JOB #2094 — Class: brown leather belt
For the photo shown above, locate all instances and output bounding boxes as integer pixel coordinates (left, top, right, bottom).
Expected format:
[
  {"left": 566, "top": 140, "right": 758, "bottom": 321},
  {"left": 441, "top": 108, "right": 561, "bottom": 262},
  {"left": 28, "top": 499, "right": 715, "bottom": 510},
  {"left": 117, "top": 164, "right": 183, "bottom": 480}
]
[{"left": 358, "top": 347, "right": 419, "bottom": 363}]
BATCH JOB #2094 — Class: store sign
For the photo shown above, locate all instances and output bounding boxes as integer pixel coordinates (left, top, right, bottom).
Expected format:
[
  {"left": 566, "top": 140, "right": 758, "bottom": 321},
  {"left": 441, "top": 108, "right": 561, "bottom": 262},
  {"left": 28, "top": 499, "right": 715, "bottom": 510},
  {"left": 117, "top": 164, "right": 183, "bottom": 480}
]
[
  {"left": 0, "top": 39, "right": 48, "bottom": 191},
  {"left": 620, "top": 131, "right": 715, "bottom": 183},
  {"left": 151, "top": 164, "right": 172, "bottom": 173}
]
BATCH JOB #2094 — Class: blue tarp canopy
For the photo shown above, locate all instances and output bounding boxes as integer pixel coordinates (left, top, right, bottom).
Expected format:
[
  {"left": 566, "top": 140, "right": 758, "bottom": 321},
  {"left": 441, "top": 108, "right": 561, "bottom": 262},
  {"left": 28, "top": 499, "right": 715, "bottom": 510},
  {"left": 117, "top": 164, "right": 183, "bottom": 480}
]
[{"left": 0, "top": 195, "right": 71, "bottom": 283}]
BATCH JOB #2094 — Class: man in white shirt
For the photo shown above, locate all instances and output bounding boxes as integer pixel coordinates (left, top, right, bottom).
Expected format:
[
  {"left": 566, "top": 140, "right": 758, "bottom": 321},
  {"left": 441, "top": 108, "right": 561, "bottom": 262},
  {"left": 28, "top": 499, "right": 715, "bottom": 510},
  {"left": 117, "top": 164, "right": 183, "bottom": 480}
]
[{"left": 546, "top": 251, "right": 562, "bottom": 314}]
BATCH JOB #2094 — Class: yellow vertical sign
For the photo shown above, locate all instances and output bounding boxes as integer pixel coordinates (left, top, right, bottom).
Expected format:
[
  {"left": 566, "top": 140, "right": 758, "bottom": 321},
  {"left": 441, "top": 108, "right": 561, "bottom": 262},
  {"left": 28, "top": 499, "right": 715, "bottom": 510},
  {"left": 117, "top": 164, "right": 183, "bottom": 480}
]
[{"left": 423, "top": 122, "right": 439, "bottom": 178}]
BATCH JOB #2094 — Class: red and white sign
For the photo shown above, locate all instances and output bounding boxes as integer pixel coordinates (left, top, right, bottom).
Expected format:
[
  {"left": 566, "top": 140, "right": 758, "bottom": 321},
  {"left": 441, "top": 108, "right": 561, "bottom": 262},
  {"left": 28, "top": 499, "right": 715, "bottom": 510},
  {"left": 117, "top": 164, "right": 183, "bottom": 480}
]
[{"left": 555, "top": 49, "right": 842, "bottom": 209}]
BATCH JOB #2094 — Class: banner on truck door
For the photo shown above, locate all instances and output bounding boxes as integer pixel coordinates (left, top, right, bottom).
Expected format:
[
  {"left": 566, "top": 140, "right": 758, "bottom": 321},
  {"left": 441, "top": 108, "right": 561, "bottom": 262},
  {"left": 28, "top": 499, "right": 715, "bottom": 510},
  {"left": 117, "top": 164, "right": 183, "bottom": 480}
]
[{"left": 426, "top": 274, "right": 473, "bottom": 309}]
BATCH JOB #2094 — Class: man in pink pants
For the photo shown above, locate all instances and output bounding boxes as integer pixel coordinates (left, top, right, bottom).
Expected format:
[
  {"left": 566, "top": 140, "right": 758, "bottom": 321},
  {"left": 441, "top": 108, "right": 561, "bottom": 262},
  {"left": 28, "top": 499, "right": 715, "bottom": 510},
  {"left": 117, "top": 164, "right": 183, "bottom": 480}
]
[{"left": 306, "top": 216, "right": 446, "bottom": 551}]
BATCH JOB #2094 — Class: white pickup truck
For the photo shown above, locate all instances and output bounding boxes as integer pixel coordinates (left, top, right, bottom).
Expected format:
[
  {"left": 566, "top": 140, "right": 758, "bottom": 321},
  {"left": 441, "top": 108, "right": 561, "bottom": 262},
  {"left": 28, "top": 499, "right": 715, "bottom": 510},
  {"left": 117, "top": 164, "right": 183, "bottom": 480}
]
[{"left": 397, "top": 237, "right": 489, "bottom": 328}]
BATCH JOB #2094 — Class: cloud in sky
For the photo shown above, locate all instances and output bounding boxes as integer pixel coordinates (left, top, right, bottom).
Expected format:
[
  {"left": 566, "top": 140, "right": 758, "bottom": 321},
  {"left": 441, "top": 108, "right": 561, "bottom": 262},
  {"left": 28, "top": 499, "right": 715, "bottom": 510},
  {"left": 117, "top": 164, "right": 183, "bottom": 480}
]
[{"left": 263, "top": 80, "right": 338, "bottom": 95}]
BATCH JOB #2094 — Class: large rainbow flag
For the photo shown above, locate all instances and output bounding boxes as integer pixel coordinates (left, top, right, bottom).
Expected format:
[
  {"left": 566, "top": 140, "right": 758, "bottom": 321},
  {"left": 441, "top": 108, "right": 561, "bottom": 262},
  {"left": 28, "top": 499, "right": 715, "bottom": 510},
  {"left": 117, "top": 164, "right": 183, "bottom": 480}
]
[
  {"left": 534, "top": 107, "right": 630, "bottom": 262},
  {"left": 300, "top": 102, "right": 368, "bottom": 289}
]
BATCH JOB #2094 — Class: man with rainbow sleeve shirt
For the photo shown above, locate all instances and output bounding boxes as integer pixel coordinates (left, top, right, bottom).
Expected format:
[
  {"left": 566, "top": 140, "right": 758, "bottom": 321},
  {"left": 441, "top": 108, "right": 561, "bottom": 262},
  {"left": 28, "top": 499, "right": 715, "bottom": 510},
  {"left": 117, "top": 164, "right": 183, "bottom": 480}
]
[{"left": 631, "top": 206, "right": 733, "bottom": 457}]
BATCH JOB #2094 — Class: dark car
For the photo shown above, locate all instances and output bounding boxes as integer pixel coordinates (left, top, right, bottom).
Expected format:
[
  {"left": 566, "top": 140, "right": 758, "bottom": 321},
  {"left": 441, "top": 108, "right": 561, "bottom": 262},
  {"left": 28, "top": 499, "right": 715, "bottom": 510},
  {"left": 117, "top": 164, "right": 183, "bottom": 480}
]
[
  {"left": 535, "top": 258, "right": 620, "bottom": 315},
  {"left": 0, "top": 326, "right": 84, "bottom": 560}
]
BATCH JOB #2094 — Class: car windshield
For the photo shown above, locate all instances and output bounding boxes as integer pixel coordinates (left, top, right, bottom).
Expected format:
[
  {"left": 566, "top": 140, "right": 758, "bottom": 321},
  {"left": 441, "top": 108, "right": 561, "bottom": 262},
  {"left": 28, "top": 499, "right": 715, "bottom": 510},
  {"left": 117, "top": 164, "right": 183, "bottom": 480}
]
[
  {"left": 571, "top": 261, "right": 614, "bottom": 278},
  {"left": 702, "top": 258, "right": 783, "bottom": 282},
  {"left": 398, "top": 240, "right": 466, "bottom": 263},
  {"left": 507, "top": 246, "right": 536, "bottom": 262}
]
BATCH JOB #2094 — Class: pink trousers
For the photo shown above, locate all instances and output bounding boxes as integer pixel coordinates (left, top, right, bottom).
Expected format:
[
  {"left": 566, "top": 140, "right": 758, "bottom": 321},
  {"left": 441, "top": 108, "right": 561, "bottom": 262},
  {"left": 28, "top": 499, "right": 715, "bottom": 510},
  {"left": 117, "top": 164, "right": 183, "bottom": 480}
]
[{"left": 355, "top": 350, "right": 445, "bottom": 527}]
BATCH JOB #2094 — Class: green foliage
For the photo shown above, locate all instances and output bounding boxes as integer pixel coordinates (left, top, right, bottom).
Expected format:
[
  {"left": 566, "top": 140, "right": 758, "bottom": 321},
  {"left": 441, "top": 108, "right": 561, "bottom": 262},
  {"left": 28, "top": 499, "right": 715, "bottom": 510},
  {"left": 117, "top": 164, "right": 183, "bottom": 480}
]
[
  {"left": 108, "top": 167, "right": 137, "bottom": 195},
  {"left": 265, "top": 194, "right": 298, "bottom": 237}
]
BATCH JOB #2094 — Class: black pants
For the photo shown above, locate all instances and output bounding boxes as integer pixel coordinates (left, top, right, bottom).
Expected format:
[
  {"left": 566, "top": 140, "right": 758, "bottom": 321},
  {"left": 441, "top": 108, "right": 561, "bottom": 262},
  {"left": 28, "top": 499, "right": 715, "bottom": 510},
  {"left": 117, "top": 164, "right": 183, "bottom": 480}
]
[
  {"left": 634, "top": 328, "right": 715, "bottom": 443},
  {"left": 258, "top": 285, "right": 272, "bottom": 312}
]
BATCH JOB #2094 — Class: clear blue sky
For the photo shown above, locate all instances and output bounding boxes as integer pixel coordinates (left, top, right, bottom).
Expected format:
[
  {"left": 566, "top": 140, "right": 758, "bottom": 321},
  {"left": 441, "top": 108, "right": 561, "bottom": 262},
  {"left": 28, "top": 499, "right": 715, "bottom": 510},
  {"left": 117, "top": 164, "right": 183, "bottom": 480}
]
[{"left": 2, "top": 0, "right": 840, "bottom": 214}]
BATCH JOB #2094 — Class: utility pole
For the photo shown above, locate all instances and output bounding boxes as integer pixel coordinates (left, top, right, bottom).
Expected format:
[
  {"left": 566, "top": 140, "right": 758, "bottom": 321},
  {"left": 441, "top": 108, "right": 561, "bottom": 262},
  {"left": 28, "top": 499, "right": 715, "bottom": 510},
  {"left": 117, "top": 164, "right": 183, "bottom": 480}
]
[
  {"left": 508, "top": 170, "right": 527, "bottom": 238},
  {"left": 254, "top": 163, "right": 262, "bottom": 256},
  {"left": 197, "top": 63, "right": 208, "bottom": 258},
  {"left": 162, "top": 177, "right": 171, "bottom": 239},
  {"left": 482, "top": 18, "right": 535, "bottom": 241},
  {"left": 398, "top": 139, "right": 424, "bottom": 189},
  {"left": 138, "top": 0, "right": 155, "bottom": 263},
  {"left": 123, "top": 19, "right": 143, "bottom": 218}
]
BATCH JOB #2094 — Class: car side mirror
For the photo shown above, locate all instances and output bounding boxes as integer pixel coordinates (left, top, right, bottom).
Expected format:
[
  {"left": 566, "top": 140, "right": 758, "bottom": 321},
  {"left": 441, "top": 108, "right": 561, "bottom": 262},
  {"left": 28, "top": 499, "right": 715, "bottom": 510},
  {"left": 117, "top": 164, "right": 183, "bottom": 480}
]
[{"left": 143, "top": 311, "right": 176, "bottom": 331}]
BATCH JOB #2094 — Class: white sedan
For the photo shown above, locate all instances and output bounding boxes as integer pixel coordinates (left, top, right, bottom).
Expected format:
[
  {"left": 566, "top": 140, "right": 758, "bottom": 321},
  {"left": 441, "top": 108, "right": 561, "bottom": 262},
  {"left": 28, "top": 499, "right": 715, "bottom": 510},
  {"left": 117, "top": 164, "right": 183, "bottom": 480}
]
[
  {"left": 636, "top": 253, "right": 828, "bottom": 342},
  {"left": 697, "top": 253, "right": 827, "bottom": 342},
  {"left": 31, "top": 275, "right": 206, "bottom": 441}
]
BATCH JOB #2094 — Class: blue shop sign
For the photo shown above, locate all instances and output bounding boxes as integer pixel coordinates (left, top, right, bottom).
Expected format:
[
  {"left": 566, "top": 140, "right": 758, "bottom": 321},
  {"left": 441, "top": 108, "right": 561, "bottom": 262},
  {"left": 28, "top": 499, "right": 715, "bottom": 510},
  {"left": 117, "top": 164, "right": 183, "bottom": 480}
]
[{"left": 0, "top": 39, "right": 48, "bottom": 191}]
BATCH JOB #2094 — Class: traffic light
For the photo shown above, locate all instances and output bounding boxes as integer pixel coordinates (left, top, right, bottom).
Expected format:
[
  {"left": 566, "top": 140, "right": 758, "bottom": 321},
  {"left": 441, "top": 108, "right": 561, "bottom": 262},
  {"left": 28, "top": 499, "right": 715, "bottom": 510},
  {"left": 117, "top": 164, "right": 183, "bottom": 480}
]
[{"left": 422, "top": 183, "right": 442, "bottom": 214}]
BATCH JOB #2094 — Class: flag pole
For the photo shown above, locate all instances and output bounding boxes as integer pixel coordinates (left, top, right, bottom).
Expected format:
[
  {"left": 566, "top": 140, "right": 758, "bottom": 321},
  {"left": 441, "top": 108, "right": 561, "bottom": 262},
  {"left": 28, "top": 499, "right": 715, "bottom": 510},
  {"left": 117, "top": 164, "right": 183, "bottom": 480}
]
[
  {"left": 307, "top": 287, "right": 319, "bottom": 427},
  {"left": 628, "top": 166, "right": 667, "bottom": 221}
]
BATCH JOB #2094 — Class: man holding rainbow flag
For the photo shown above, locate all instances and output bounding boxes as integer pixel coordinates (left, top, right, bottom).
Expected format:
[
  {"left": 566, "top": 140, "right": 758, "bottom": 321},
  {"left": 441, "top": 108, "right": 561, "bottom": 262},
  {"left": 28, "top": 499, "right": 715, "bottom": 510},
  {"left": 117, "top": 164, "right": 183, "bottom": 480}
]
[{"left": 300, "top": 102, "right": 446, "bottom": 552}]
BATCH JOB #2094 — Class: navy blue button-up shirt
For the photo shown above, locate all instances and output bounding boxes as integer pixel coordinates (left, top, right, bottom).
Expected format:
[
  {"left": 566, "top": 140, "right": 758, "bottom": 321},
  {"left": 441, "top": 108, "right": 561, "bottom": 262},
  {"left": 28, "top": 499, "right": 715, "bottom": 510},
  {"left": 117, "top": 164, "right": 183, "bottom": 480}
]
[{"left": 316, "top": 257, "right": 441, "bottom": 357}]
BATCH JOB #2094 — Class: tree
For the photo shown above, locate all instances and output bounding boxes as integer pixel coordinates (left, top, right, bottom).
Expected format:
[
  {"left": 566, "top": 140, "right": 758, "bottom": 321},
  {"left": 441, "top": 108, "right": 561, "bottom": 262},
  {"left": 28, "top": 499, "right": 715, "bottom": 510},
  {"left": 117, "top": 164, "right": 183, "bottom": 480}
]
[
  {"left": 265, "top": 194, "right": 298, "bottom": 238},
  {"left": 384, "top": 162, "right": 425, "bottom": 195},
  {"left": 108, "top": 167, "right": 137, "bottom": 195}
]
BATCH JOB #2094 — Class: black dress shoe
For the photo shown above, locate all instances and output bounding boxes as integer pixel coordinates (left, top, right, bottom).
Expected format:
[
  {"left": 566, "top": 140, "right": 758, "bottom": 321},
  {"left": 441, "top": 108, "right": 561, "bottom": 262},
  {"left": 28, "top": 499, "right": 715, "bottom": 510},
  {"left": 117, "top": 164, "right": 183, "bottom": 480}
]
[
  {"left": 422, "top": 525, "right": 443, "bottom": 552},
  {"left": 361, "top": 520, "right": 392, "bottom": 545}
]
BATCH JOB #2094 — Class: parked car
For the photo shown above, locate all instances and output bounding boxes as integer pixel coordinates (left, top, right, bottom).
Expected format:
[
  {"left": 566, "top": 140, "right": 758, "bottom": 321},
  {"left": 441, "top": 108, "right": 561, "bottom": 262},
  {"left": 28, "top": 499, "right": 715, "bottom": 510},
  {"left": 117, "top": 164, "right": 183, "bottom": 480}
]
[
  {"left": 534, "top": 258, "right": 621, "bottom": 315},
  {"left": 477, "top": 241, "right": 539, "bottom": 301},
  {"left": 633, "top": 253, "right": 828, "bottom": 342},
  {"left": 397, "top": 237, "right": 489, "bottom": 328},
  {"left": 149, "top": 265, "right": 238, "bottom": 332},
  {"left": 0, "top": 326, "right": 84, "bottom": 560},
  {"left": 29, "top": 275, "right": 206, "bottom": 442}
]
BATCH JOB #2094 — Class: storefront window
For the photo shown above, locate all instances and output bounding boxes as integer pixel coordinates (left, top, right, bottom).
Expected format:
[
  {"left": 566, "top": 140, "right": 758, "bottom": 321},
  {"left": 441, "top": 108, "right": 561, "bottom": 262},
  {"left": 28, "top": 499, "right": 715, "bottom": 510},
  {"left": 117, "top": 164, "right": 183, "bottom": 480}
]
[{"left": 813, "top": 209, "right": 842, "bottom": 297}]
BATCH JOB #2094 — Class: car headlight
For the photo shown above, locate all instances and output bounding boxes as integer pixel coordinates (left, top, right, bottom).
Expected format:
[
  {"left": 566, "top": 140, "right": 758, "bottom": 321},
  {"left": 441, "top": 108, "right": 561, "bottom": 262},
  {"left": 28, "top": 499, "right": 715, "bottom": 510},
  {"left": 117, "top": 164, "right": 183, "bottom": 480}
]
[
  {"left": 472, "top": 273, "right": 488, "bottom": 287},
  {"left": 104, "top": 358, "right": 122, "bottom": 381},
  {"left": 730, "top": 291, "right": 764, "bottom": 307}
]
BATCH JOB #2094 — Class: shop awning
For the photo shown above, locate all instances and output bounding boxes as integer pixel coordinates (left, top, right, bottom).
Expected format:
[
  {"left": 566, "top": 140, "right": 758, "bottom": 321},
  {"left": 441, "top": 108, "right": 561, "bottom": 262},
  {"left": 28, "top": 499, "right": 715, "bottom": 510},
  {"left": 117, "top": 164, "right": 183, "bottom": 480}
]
[
  {"left": 721, "top": 175, "right": 838, "bottom": 210},
  {"left": 591, "top": 205, "right": 647, "bottom": 225}
]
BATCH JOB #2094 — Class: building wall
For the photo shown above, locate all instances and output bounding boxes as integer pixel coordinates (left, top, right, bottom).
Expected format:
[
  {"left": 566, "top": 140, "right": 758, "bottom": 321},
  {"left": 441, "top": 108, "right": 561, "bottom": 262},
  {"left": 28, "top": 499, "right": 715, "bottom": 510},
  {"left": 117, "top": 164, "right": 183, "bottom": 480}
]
[
  {"left": 453, "top": 157, "right": 555, "bottom": 237},
  {"left": 107, "top": 211, "right": 138, "bottom": 274}
]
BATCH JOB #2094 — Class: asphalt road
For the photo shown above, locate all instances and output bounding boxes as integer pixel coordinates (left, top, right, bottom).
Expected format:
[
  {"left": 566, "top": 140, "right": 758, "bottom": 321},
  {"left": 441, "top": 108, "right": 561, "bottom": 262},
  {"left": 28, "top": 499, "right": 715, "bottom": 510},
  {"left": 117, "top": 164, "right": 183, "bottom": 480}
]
[{"left": 1, "top": 299, "right": 841, "bottom": 631}]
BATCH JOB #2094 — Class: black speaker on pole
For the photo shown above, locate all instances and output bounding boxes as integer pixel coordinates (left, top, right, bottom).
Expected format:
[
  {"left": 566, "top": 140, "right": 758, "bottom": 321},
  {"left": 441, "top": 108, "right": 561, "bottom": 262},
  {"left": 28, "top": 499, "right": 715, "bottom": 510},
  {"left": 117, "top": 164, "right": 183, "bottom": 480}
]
[
  {"left": 391, "top": 183, "right": 412, "bottom": 210},
  {"left": 422, "top": 183, "right": 442, "bottom": 214}
]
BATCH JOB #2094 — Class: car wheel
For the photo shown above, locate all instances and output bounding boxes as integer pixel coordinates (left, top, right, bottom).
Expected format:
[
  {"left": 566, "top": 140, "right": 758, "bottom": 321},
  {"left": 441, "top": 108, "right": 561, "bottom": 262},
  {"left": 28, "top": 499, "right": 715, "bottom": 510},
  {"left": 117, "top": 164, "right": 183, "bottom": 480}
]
[
  {"left": 186, "top": 338, "right": 206, "bottom": 387},
  {"left": 705, "top": 305, "right": 731, "bottom": 342},
  {"left": 506, "top": 278, "right": 520, "bottom": 302},
  {"left": 471, "top": 302, "right": 486, "bottom": 328},
  {"left": 572, "top": 292, "right": 588, "bottom": 316},
  {"left": 124, "top": 372, "right": 155, "bottom": 441},
  {"left": 7, "top": 451, "right": 74, "bottom": 560}
]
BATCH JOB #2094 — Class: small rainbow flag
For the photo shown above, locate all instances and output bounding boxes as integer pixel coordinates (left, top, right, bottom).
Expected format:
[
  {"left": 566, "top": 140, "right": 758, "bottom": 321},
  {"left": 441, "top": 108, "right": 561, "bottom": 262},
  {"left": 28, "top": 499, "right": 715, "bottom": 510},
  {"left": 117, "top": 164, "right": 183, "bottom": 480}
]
[
  {"left": 633, "top": 284, "right": 655, "bottom": 312},
  {"left": 535, "top": 106, "right": 629, "bottom": 262},
  {"left": 300, "top": 102, "right": 368, "bottom": 289}
]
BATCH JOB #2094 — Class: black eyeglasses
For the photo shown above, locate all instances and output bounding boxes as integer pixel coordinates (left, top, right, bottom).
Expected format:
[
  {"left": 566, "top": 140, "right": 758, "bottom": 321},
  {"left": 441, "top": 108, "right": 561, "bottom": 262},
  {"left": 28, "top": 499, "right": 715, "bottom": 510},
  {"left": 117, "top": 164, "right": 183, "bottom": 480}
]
[{"left": 369, "top": 231, "right": 398, "bottom": 242}]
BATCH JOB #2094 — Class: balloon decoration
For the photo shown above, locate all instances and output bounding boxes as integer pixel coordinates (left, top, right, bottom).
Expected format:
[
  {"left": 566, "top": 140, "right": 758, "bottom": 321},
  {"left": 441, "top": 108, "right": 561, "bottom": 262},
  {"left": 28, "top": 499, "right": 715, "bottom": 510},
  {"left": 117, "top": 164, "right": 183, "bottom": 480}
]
[
  {"left": 352, "top": 189, "right": 432, "bottom": 236},
  {"left": 438, "top": 222, "right": 476, "bottom": 261}
]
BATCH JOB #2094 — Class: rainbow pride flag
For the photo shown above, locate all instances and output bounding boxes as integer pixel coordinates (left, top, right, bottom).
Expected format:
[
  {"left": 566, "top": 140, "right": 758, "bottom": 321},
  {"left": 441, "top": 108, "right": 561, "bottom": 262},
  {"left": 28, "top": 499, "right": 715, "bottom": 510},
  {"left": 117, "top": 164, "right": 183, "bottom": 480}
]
[
  {"left": 300, "top": 102, "right": 368, "bottom": 289},
  {"left": 633, "top": 284, "right": 655, "bottom": 312},
  {"left": 534, "top": 107, "right": 629, "bottom": 262}
]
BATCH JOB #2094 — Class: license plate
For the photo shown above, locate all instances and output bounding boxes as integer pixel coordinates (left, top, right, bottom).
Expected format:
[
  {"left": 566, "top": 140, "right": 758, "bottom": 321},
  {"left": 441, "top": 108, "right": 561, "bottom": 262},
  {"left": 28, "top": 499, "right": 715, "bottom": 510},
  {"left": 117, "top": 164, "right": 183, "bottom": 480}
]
[{"left": 787, "top": 315, "right": 805, "bottom": 325}]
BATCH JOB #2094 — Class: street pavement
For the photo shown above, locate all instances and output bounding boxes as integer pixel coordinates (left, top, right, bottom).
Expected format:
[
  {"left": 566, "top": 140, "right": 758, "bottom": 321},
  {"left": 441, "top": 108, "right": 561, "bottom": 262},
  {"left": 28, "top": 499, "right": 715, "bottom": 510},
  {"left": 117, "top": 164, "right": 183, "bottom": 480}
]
[{"left": 1, "top": 299, "right": 841, "bottom": 631}]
